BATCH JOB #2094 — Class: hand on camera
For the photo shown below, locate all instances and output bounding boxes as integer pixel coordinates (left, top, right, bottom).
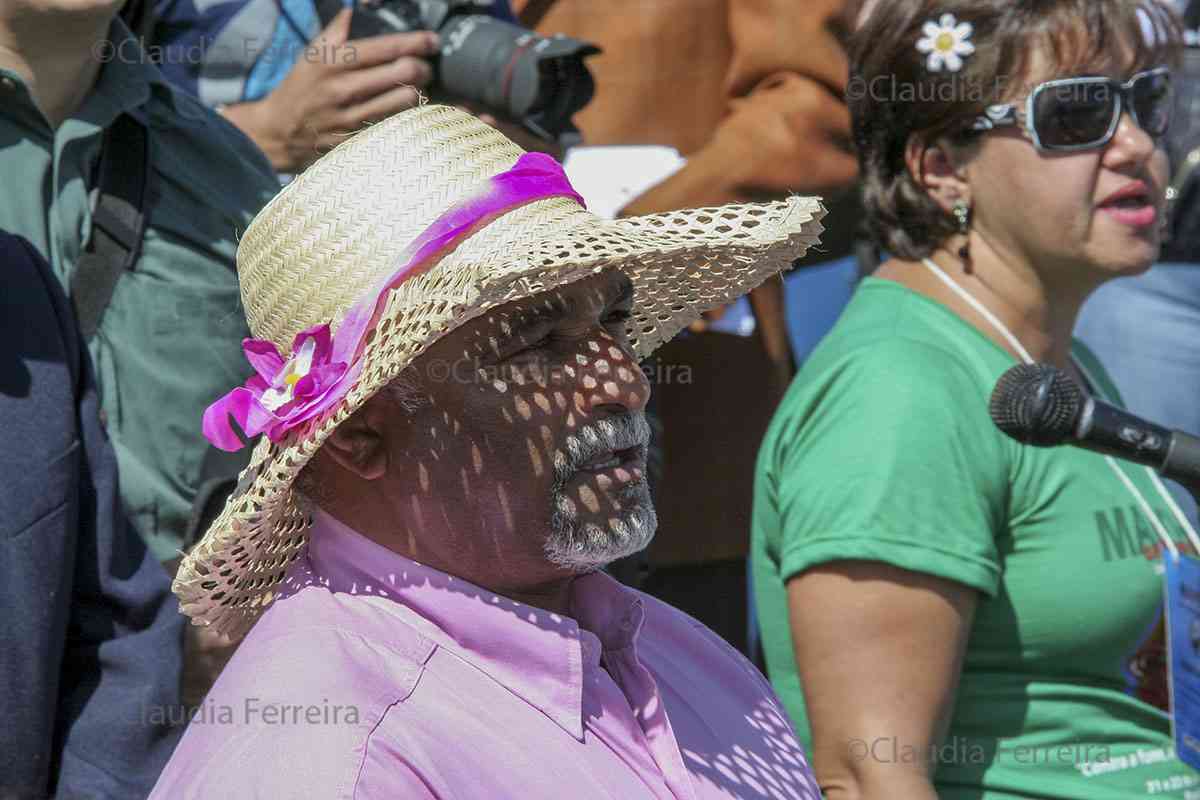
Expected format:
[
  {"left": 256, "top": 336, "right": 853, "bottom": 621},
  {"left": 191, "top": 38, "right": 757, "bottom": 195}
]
[{"left": 225, "top": 9, "right": 438, "bottom": 173}]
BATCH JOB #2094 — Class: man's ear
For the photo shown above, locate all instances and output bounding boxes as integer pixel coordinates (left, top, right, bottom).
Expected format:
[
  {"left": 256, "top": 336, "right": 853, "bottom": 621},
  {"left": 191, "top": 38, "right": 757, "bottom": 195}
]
[
  {"left": 904, "top": 134, "right": 972, "bottom": 215},
  {"left": 320, "top": 396, "right": 390, "bottom": 481}
]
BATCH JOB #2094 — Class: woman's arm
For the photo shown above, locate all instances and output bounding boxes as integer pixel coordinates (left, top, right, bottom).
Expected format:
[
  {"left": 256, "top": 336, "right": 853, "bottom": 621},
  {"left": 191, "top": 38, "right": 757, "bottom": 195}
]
[{"left": 788, "top": 560, "right": 977, "bottom": 800}]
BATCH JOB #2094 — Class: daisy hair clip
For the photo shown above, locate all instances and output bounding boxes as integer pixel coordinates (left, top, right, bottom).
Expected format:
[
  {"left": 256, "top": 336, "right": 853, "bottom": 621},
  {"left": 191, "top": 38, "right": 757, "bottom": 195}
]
[{"left": 917, "top": 13, "right": 975, "bottom": 73}]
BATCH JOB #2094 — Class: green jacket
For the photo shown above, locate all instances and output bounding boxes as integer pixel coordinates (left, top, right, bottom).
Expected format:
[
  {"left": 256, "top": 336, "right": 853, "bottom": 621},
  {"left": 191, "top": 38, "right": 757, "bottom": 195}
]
[{"left": 0, "top": 20, "right": 278, "bottom": 560}]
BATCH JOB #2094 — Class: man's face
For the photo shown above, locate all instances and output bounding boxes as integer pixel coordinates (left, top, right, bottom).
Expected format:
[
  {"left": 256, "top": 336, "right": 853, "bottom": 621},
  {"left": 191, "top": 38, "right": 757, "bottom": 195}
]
[{"left": 368, "top": 270, "right": 655, "bottom": 585}]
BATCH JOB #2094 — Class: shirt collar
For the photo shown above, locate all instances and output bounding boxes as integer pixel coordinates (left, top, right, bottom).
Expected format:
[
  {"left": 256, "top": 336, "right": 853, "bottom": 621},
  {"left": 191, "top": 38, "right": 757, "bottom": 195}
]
[
  {"left": 304, "top": 509, "right": 647, "bottom": 741},
  {"left": 93, "top": 18, "right": 196, "bottom": 123}
]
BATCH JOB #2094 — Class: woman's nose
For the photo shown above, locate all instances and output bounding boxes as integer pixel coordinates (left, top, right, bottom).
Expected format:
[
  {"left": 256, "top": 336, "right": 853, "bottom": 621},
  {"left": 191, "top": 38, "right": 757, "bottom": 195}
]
[{"left": 1104, "top": 111, "right": 1159, "bottom": 168}]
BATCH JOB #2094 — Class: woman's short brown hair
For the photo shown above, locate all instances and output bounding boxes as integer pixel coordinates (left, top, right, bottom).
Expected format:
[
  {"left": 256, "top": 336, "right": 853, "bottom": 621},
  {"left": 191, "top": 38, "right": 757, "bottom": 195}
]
[{"left": 850, "top": 0, "right": 1182, "bottom": 261}]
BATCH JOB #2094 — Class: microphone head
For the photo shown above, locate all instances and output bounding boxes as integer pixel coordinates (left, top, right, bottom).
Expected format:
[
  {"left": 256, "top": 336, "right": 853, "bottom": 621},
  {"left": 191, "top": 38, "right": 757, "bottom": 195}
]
[{"left": 989, "top": 363, "right": 1086, "bottom": 446}]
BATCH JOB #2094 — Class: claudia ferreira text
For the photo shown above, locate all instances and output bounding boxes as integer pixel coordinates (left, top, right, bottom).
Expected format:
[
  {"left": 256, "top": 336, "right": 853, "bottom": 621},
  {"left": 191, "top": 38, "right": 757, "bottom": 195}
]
[{"left": 143, "top": 698, "right": 361, "bottom": 726}]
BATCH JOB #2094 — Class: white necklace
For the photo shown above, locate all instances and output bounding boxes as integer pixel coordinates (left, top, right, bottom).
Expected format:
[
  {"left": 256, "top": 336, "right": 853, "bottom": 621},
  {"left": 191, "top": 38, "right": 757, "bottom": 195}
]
[{"left": 920, "top": 256, "right": 1200, "bottom": 559}]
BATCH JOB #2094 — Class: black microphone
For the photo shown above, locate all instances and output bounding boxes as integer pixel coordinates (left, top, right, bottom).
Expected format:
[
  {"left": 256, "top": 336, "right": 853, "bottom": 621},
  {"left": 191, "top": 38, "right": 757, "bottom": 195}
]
[{"left": 989, "top": 363, "right": 1200, "bottom": 495}]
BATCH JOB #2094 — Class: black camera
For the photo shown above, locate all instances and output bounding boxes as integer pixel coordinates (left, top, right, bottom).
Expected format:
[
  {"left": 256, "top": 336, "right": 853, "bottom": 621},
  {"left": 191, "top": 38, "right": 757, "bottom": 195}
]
[{"left": 318, "top": 0, "right": 599, "bottom": 147}]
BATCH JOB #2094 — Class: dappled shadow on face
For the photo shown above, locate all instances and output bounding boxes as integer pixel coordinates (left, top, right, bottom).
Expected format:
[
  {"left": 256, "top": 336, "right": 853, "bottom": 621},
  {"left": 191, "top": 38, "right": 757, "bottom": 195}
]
[
  {"left": 445, "top": 270, "right": 656, "bottom": 570},
  {"left": 339, "top": 269, "right": 660, "bottom": 586}
]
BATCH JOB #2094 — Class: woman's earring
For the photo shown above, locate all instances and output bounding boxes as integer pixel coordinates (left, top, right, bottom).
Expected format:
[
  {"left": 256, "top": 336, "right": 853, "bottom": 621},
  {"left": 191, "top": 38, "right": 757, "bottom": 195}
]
[
  {"left": 1161, "top": 189, "right": 1173, "bottom": 242},
  {"left": 953, "top": 200, "right": 972, "bottom": 273}
]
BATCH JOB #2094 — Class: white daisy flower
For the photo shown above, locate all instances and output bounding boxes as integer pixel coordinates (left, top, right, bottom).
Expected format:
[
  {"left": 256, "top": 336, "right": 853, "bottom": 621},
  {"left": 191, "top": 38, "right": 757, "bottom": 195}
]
[{"left": 917, "top": 13, "right": 975, "bottom": 73}]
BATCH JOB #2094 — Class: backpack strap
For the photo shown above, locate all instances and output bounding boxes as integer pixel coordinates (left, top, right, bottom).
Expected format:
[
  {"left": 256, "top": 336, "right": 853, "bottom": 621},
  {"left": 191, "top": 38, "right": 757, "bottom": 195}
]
[{"left": 72, "top": 113, "right": 151, "bottom": 340}]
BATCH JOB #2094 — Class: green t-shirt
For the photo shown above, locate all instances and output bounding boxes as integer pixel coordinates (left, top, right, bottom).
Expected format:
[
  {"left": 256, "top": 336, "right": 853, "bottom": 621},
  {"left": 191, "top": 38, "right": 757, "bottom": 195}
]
[{"left": 752, "top": 277, "right": 1200, "bottom": 799}]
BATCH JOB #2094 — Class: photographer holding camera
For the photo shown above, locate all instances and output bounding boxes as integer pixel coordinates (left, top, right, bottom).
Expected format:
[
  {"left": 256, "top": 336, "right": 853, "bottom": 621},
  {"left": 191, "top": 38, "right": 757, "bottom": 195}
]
[
  {"left": 210, "top": 7, "right": 438, "bottom": 175},
  {"left": 149, "top": 0, "right": 595, "bottom": 173}
]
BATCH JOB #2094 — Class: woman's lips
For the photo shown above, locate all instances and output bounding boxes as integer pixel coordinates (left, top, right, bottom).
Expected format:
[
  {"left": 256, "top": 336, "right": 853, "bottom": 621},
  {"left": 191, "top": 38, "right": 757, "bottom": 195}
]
[
  {"left": 1098, "top": 202, "right": 1158, "bottom": 229},
  {"left": 1097, "top": 181, "right": 1157, "bottom": 229}
]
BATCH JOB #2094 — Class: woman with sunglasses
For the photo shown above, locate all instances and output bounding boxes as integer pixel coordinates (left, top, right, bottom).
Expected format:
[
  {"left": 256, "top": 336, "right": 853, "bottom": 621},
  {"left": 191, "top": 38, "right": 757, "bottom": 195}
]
[{"left": 751, "top": 1, "right": 1199, "bottom": 798}]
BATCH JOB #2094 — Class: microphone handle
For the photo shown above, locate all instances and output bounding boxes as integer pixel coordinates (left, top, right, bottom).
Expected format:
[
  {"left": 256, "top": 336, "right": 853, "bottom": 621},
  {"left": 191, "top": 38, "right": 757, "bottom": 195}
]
[
  {"left": 1077, "top": 398, "right": 1200, "bottom": 498},
  {"left": 1076, "top": 398, "right": 1174, "bottom": 469},
  {"left": 1165, "top": 430, "right": 1200, "bottom": 497}
]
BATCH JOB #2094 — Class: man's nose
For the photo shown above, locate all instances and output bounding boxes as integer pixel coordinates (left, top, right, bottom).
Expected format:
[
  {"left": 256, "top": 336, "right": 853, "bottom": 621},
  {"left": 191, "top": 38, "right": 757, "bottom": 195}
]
[{"left": 567, "top": 334, "right": 650, "bottom": 416}]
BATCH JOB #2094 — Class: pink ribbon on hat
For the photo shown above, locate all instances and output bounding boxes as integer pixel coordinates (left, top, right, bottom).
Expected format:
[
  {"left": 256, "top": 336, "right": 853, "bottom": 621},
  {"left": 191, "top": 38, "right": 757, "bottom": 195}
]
[{"left": 202, "top": 152, "right": 586, "bottom": 452}]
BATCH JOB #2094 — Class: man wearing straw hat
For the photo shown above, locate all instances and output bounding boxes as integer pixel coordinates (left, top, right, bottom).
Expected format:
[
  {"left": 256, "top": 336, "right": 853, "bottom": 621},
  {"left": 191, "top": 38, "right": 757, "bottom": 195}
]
[{"left": 151, "top": 105, "right": 826, "bottom": 799}]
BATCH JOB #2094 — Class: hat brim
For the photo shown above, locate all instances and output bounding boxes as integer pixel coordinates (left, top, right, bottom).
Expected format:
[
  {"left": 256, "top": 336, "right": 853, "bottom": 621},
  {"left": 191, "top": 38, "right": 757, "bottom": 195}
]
[{"left": 174, "top": 194, "right": 825, "bottom": 637}]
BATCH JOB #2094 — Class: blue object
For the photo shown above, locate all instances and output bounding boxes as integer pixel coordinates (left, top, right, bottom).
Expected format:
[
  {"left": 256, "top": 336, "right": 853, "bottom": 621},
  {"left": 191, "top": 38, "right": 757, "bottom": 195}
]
[
  {"left": 707, "top": 295, "right": 756, "bottom": 336},
  {"left": 0, "top": 233, "right": 183, "bottom": 799},
  {"left": 1165, "top": 552, "right": 1200, "bottom": 771},
  {"left": 243, "top": 0, "right": 324, "bottom": 102},
  {"left": 784, "top": 255, "right": 861, "bottom": 367}
]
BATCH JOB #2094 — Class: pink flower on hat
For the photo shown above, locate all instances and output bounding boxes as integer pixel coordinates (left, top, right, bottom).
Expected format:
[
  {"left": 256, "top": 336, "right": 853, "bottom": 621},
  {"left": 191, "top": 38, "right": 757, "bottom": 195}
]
[
  {"left": 200, "top": 151, "right": 587, "bottom": 454},
  {"left": 203, "top": 324, "right": 352, "bottom": 451}
]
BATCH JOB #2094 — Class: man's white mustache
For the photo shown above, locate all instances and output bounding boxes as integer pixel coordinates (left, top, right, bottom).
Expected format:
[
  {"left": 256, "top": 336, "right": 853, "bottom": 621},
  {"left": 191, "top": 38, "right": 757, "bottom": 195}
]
[{"left": 558, "top": 412, "right": 651, "bottom": 480}]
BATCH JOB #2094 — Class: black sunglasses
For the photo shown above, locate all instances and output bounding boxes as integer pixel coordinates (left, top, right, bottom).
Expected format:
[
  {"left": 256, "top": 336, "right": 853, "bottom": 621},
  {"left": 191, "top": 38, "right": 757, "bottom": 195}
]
[{"left": 970, "top": 67, "right": 1173, "bottom": 152}]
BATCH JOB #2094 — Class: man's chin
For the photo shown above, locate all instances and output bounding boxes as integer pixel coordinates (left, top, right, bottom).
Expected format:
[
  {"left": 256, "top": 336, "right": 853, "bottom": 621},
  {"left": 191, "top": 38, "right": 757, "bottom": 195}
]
[{"left": 544, "top": 499, "right": 658, "bottom": 573}]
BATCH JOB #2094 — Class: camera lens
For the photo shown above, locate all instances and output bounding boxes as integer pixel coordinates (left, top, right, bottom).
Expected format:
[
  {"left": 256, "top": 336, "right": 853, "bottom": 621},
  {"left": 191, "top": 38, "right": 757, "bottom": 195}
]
[{"left": 436, "top": 15, "right": 597, "bottom": 143}]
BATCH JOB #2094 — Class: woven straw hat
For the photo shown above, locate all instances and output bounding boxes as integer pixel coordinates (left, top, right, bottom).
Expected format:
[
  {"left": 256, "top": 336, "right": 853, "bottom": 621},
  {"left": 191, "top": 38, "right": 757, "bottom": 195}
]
[{"left": 176, "top": 104, "right": 826, "bottom": 637}]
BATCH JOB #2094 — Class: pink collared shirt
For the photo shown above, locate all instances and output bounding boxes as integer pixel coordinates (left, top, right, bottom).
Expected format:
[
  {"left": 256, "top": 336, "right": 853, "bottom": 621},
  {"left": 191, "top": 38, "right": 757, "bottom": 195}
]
[{"left": 151, "top": 511, "right": 820, "bottom": 799}]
